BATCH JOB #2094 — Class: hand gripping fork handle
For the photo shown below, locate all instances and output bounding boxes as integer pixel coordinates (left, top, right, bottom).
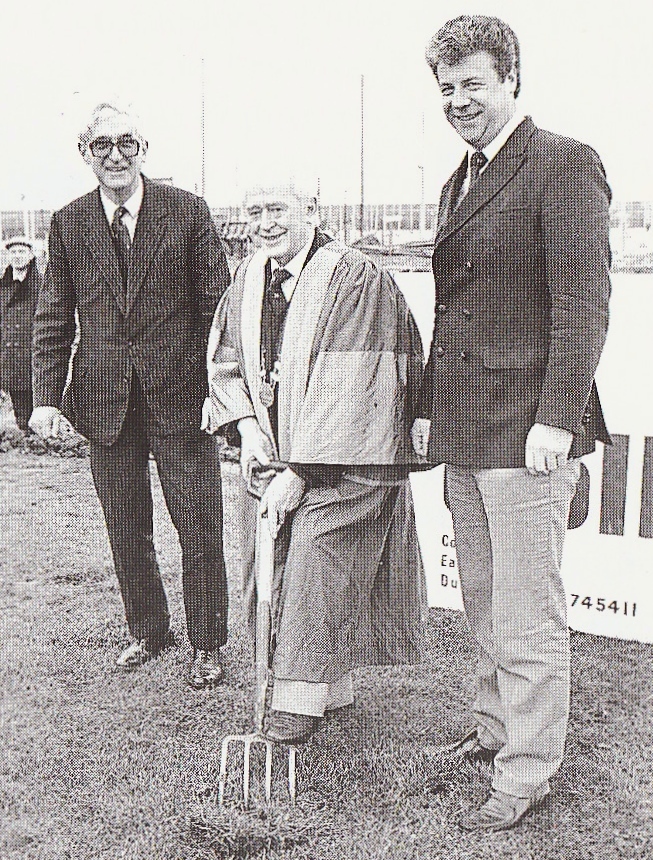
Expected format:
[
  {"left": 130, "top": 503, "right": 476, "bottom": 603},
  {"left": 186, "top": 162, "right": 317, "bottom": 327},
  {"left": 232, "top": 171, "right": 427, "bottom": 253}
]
[{"left": 218, "top": 462, "right": 297, "bottom": 806}]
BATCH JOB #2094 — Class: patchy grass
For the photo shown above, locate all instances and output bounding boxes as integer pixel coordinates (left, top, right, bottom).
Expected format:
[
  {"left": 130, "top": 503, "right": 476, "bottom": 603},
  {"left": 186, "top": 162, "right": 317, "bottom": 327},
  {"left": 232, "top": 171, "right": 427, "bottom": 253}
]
[{"left": 0, "top": 448, "right": 652, "bottom": 860}]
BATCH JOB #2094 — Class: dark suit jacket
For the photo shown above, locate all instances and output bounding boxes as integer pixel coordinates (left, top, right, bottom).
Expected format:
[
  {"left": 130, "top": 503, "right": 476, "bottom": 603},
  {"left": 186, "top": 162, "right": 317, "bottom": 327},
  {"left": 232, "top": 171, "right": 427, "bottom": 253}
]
[
  {"left": 0, "top": 259, "right": 41, "bottom": 391},
  {"left": 32, "top": 177, "right": 230, "bottom": 443},
  {"left": 418, "top": 116, "right": 611, "bottom": 468}
]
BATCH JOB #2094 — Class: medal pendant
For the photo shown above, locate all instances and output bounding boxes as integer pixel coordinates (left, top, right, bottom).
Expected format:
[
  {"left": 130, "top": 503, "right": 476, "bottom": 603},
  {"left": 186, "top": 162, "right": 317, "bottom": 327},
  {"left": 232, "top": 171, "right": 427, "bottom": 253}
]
[{"left": 259, "top": 382, "right": 275, "bottom": 407}]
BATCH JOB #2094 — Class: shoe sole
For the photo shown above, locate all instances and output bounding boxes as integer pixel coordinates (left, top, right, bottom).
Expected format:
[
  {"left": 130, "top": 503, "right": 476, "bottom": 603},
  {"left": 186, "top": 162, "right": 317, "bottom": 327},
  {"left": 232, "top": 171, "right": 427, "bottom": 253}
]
[{"left": 459, "top": 791, "right": 550, "bottom": 832}]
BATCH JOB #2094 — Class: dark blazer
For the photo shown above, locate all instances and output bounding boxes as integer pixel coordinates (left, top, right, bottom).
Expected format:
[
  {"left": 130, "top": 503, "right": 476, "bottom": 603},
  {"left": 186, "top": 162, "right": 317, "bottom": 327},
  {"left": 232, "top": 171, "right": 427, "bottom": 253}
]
[
  {"left": 32, "top": 177, "right": 230, "bottom": 444},
  {"left": 418, "top": 116, "right": 611, "bottom": 468},
  {"left": 0, "top": 259, "right": 41, "bottom": 391}
]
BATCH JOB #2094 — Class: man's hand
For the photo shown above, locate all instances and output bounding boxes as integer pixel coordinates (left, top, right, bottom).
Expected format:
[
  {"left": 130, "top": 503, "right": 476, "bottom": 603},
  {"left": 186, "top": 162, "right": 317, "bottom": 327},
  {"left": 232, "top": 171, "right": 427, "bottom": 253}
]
[
  {"left": 260, "top": 468, "right": 306, "bottom": 539},
  {"left": 29, "top": 406, "right": 62, "bottom": 439},
  {"left": 411, "top": 418, "right": 431, "bottom": 458},
  {"left": 525, "top": 422, "right": 573, "bottom": 475},
  {"left": 237, "top": 416, "right": 273, "bottom": 488}
]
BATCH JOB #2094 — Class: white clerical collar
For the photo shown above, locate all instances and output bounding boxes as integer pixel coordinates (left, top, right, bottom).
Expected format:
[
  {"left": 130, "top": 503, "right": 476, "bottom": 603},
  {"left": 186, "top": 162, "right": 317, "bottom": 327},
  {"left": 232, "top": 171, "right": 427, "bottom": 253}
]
[
  {"left": 467, "top": 112, "right": 526, "bottom": 169},
  {"left": 100, "top": 175, "right": 145, "bottom": 223},
  {"left": 270, "top": 230, "right": 316, "bottom": 301}
]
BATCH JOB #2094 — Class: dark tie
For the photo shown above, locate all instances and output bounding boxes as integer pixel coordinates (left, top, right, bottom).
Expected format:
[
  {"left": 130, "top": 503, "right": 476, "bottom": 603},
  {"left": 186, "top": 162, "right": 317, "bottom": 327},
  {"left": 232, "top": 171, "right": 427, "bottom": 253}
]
[
  {"left": 469, "top": 151, "right": 488, "bottom": 185},
  {"left": 111, "top": 205, "right": 131, "bottom": 286},
  {"left": 264, "top": 267, "right": 292, "bottom": 360},
  {"left": 261, "top": 266, "right": 292, "bottom": 438},
  {"left": 268, "top": 267, "right": 292, "bottom": 299}
]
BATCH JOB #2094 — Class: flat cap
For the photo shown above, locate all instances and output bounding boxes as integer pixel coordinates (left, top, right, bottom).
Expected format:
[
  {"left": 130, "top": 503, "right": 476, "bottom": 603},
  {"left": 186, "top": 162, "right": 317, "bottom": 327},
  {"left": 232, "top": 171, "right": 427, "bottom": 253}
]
[{"left": 4, "top": 235, "right": 34, "bottom": 250}]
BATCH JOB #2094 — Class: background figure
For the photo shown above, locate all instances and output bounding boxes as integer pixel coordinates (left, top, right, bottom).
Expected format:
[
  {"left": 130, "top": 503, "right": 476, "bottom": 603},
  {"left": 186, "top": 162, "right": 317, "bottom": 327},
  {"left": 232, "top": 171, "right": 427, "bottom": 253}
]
[
  {"left": 413, "top": 15, "right": 611, "bottom": 831},
  {"left": 1, "top": 237, "right": 41, "bottom": 433},
  {"left": 30, "top": 103, "right": 231, "bottom": 687},
  {"left": 207, "top": 178, "right": 425, "bottom": 745}
]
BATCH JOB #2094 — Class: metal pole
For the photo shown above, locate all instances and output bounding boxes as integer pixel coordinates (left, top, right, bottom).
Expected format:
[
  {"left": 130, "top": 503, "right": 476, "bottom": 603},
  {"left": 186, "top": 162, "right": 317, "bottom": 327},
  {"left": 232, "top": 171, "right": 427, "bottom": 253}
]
[
  {"left": 360, "top": 74, "right": 364, "bottom": 238},
  {"left": 419, "top": 112, "right": 426, "bottom": 234},
  {"left": 200, "top": 58, "right": 206, "bottom": 198}
]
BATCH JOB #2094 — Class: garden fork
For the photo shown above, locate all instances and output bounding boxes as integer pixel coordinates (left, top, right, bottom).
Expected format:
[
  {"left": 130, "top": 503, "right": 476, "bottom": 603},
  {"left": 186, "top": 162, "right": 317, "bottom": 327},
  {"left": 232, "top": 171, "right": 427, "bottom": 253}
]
[{"left": 218, "top": 463, "right": 297, "bottom": 806}]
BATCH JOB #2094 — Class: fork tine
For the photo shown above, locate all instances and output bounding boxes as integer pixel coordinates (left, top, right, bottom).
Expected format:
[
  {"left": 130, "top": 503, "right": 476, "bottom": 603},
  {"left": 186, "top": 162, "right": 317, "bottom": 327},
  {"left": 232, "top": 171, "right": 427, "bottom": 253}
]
[
  {"left": 218, "top": 736, "right": 231, "bottom": 806},
  {"left": 243, "top": 737, "right": 252, "bottom": 806},
  {"left": 264, "top": 740, "right": 273, "bottom": 803},
  {"left": 217, "top": 734, "right": 299, "bottom": 807},
  {"left": 288, "top": 746, "right": 297, "bottom": 805}
]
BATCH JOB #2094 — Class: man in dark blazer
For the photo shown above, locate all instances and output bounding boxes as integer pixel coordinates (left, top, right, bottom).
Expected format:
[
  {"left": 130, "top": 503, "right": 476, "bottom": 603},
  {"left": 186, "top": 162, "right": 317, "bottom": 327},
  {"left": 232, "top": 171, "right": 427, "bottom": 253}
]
[
  {"left": 413, "top": 16, "right": 611, "bottom": 830},
  {"left": 30, "top": 103, "right": 231, "bottom": 687},
  {"left": 1, "top": 236, "right": 41, "bottom": 433}
]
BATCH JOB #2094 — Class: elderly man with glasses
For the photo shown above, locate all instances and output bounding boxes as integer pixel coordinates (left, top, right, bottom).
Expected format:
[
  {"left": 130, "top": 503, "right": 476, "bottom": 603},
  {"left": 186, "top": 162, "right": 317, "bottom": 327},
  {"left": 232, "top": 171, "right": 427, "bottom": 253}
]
[{"left": 30, "top": 103, "right": 231, "bottom": 687}]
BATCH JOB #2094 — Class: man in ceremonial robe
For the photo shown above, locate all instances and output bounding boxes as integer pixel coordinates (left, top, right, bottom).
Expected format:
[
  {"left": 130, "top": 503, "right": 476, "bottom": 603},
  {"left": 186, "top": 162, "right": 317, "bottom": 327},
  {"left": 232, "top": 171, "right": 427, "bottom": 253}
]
[{"left": 207, "top": 178, "right": 425, "bottom": 744}]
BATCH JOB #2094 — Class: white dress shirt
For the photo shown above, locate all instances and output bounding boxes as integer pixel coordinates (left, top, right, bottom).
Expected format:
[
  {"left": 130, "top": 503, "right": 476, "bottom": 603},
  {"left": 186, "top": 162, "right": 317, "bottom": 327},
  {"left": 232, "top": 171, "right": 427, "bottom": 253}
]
[
  {"left": 11, "top": 266, "right": 28, "bottom": 282},
  {"left": 460, "top": 112, "right": 526, "bottom": 198},
  {"left": 100, "top": 176, "right": 144, "bottom": 242},
  {"left": 269, "top": 230, "right": 316, "bottom": 302}
]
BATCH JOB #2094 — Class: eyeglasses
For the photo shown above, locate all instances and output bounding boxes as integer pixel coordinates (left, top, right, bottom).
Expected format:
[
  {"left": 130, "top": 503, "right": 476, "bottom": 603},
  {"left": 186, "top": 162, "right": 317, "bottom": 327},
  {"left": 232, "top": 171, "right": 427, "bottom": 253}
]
[{"left": 88, "top": 134, "right": 141, "bottom": 158}]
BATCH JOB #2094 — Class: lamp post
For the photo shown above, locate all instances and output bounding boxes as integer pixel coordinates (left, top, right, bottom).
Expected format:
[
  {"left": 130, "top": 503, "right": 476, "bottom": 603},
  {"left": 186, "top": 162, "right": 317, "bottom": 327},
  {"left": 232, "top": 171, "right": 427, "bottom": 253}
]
[
  {"left": 360, "top": 74, "right": 365, "bottom": 238},
  {"left": 418, "top": 164, "right": 426, "bottom": 234}
]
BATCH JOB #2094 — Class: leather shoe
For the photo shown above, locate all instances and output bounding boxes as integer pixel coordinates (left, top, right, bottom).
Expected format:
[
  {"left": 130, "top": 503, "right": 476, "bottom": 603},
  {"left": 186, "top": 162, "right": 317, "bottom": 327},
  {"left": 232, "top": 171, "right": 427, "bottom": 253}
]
[
  {"left": 459, "top": 786, "right": 550, "bottom": 831},
  {"left": 115, "top": 630, "right": 175, "bottom": 670},
  {"left": 265, "top": 710, "right": 321, "bottom": 745},
  {"left": 116, "top": 640, "right": 154, "bottom": 670},
  {"left": 452, "top": 727, "right": 499, "bottom": 765},
  {"left": 188, "top": 648, "right": 225, "bottom": 689}
]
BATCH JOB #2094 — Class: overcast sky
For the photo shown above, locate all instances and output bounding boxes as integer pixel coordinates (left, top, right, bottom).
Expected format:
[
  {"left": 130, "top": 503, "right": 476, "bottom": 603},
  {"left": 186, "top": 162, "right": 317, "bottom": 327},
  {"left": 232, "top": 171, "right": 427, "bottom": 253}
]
[{"left": 1, "top": 0, "right": 650, "bottom": 208}]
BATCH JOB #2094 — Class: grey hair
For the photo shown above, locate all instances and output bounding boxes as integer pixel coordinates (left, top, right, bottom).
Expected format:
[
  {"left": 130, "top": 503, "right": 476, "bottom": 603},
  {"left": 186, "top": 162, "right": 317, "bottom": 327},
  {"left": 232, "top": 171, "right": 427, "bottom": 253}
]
[
  {"left": 242, "top": 175, "right": 319, "bottom": 214},
  {"left": 78, "top": 103, "right": 148, "bottom": 151}
]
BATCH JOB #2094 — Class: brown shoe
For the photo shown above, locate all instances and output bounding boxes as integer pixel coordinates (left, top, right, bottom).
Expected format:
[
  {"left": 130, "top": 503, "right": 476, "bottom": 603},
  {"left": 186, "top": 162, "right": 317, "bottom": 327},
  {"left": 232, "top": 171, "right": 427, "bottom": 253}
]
[
  {"left": 265, "top": 710, "right": 321, "bottom": 744},
  {"left": 459, "top": 786, "right": 550, "bottom": 831},
  {"left": 188, "top": 648, "right": 225, "bottom": 689}
]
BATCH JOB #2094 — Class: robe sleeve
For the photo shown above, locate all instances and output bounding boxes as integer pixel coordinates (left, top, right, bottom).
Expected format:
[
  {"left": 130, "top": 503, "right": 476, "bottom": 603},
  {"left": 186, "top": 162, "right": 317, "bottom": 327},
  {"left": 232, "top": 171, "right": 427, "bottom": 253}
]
[{"left": 207, "top": 284, "right": 256, "bottom": 431}]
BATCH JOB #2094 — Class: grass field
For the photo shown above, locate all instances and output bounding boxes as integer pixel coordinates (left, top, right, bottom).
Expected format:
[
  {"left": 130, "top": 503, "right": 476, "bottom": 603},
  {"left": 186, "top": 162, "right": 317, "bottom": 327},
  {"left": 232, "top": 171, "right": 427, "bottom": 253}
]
[{"left": 1, "top": 442, "right": 652, "bottom": 860}]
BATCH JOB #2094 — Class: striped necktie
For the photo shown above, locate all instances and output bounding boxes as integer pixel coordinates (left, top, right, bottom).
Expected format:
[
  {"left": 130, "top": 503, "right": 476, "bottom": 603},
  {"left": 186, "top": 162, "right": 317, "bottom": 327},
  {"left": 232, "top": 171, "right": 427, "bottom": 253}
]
[{"left": 111, "top": 205, "right": 131, "bottom": 287}]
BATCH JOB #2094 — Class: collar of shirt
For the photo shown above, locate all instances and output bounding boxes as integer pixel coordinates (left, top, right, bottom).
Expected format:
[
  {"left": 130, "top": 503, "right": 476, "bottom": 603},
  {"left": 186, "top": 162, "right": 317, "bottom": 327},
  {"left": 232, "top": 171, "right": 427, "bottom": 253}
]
[
  {"left": 11, "top": 266, "right": 28, "bottom": 283},
  {"left": 466, "top": 112, "right": 526, "bottom": 174},
  {"left": 269, "top": 229, "right": 316, "bottom": 302},
  {"left": 100, "top": 175, "right": 144, "bottom": 242}
]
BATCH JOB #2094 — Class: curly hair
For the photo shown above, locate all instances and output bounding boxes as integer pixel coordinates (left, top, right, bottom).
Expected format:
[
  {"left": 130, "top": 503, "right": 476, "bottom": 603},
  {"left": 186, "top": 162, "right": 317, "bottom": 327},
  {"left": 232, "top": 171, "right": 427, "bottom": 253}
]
[{"left": 425, "top": 15, "right": 521, "bottom": 98}]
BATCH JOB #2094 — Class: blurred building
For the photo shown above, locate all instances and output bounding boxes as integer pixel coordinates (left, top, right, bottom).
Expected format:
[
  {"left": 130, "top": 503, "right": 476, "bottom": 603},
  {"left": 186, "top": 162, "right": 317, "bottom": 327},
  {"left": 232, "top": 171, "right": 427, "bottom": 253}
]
[{"left": 2, "top": 201, "right": 652, "bottom": 273}]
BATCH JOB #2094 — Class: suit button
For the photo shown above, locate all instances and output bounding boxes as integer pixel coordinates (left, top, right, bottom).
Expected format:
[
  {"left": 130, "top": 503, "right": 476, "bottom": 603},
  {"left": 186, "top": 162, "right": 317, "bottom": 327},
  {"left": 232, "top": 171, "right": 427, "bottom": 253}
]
[
  {"left": 459, "top": 350, "right": 469, "bottom": 361},
  {"left": 437, "top": 303, "right": 447, "bottom": 314},
  {"left": 465, "top": 260, "right": 473, "bottom": 270},
  {"left": 436, "top": 345, "right": 445, "bottom": 357},
  {"left": 462, "top": 308, "right": 471, "bottom": 318}
]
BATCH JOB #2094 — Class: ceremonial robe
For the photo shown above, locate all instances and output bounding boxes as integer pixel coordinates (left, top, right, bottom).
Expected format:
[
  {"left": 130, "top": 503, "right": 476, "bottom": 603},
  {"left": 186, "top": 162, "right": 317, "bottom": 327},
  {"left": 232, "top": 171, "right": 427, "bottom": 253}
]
[{"left": 208, "top": 240, "right": 426, "bottom": 682}]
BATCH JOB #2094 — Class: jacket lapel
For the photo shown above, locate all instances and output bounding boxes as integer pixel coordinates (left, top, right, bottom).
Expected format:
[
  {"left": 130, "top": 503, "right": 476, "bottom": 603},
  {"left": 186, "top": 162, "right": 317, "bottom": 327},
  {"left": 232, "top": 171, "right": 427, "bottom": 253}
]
[
  {"left": 83, "top": 190, "right": 125, "bottom": 311},
  {"left": 125, "top": 177, "right": 169, "bottom": 313},
  {"left": 434, "top": 117, "right": 537, "bottom": 248},
  {"left": 436, "top": 157, "right": 467, "bottom": 234}
]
